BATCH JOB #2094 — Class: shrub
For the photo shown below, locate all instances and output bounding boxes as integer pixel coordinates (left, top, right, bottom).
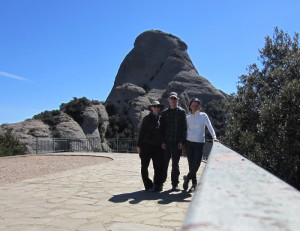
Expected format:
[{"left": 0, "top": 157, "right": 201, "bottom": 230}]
[
  {"left": 60, "top": 97, "right": 92, "bottom": 125},
  {"left": 33, "top": 110, "right": 61, "bottom": 137},
  {"left": 0, "top": 129, "right": 26, "bottom": 156}
]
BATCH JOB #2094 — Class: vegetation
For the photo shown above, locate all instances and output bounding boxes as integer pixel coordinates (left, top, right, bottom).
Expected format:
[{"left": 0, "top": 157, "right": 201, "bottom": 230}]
[
  {"left": 33, "top": 110, "right": 61, "bottom": 137},
  {"left": 203, "top": 100, "right": 227, "bottom": 139},
  {"left": 60, "top": 97, "right": 101, "bottom": 125},
  {"left": 223, "top": 27, "right": 300, "bottom": 189},
  {"left": 0, "top": 129, "right": 26, "bottom": 156},
  {"left": 33, "top": 110, "right": 61, "bottom": 126},
  {"left": 105, "top": 104, "right": 136, "bottom": 139}
]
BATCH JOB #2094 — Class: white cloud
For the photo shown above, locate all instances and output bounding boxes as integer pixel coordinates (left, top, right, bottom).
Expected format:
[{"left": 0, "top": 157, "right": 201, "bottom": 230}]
[{"left": 0, "top": 70, "right": 34, "bottom": 83}]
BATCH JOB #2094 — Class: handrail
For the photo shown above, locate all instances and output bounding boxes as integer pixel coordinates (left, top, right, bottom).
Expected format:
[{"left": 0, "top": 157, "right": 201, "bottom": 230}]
[{"left": 182, "top": 142, "right": 300, "bottom": 231}]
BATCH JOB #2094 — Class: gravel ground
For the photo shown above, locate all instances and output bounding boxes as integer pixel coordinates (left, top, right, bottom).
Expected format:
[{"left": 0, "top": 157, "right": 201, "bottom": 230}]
[{"left": 0, "top": 155, "right": 111, "bottom": 186}]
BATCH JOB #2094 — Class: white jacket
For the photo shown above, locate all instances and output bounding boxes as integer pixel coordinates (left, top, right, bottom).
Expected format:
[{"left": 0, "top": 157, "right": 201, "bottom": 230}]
[{"left": 186, "top": 111, "right": 216, "bottom": 143}]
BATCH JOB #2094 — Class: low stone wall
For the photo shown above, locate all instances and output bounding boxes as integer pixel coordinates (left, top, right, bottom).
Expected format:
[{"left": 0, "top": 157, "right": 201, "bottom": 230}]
[{"left": 182, "top": 142, "right": 300, "bottom": 231}]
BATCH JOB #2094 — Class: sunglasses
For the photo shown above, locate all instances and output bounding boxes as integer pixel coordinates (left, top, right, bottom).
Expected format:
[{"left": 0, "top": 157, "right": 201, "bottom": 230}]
[
  {"left": 152, "top": 105, "right": 161, "bottom": 108},
  {"left": 170, "top": 97, "right": 177, "bottom": 100}
]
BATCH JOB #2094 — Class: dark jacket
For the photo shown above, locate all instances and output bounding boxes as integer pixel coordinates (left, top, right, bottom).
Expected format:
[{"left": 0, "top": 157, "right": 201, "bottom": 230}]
[
  {"left": 160, "top": 106, "right": 187, "bottom": 144},
  {"left": 137, "top": 112, "right": 162, "bottom": 147}
]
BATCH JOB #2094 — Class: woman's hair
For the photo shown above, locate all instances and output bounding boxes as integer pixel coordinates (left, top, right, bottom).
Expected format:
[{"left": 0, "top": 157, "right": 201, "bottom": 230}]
[{"left": 189, "top": 98, "right": 201, "bottom": 112}]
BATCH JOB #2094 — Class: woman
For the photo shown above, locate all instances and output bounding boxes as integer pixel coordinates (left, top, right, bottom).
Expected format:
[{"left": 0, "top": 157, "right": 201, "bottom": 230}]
[
  {"left": 137, "top": 100, "right": 164, "bottom": 192},
  {"left": 183, "top": 98, "right": 219, "bottom": 191}
]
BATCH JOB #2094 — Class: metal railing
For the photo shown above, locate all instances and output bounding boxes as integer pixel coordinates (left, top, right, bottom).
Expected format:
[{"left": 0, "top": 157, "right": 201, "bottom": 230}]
[{"left": 36, "top": 137, "right": 137, "bottom": 154}]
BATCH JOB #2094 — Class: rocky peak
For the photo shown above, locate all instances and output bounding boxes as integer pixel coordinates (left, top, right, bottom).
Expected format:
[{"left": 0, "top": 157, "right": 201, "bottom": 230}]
[{"left": 106, "top": 29, "right": 226, "bottom": 129}]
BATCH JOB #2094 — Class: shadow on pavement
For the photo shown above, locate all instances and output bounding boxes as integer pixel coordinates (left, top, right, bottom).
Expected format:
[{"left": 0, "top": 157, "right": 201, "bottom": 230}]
[{"left": 109, "top": 189, "right": 192, "bottom": 205}]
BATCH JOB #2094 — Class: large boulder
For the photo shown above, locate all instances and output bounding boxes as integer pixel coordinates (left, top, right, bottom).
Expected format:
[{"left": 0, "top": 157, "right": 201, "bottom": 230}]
[
  {"left": 81, "top": 104, "right": 110, "bottom": 151},
  {"left": 55, "top": 112, "right": 87, "bottom": 140},
  {"left": 106, "top": 30, "right": 226, "bottom": 130}
]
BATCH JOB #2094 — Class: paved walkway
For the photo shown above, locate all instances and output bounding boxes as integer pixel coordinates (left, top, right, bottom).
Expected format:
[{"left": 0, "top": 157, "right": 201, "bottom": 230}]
[{"left": 0, "top": 152, "right": 205, "bottom": 231}]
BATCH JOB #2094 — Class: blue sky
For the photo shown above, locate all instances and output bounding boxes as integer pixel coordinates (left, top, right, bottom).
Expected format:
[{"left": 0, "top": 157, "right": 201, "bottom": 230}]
[{"left": 0, "top": 0, "right": 299, "bottom": 124}]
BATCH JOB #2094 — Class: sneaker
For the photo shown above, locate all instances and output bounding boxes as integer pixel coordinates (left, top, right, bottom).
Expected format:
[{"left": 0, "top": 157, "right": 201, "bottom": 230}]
[{"left": 183, "top": 175, "right": 189, "bottom": 191}]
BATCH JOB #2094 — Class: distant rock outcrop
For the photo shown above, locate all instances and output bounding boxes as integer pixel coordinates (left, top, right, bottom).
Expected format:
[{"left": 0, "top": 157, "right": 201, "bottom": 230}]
[
  {"left": 0, "top": 106, "right": 110, "bottom": 154},
  {"left": 0, "top": 29, "right": 227, "bottom": 154},
  {"left": 0, "top": 119, "right": 52, "bottom": 154},
  {"left": 106, "top": 30, "right": 226, "bottom": 129}
]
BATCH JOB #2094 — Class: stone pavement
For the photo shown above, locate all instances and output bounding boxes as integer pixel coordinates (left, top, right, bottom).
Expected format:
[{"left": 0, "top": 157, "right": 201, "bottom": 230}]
[{"left": 0, "top": 152, "right": 205, "bottom": 231}]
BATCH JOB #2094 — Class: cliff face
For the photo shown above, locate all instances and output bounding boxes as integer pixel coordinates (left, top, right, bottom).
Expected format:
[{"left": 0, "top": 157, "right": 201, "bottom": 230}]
[
  {"left": 0, "top": 30, "right": 227, "bottom": 154},
  {"left": 106, "top": 30, "right": 226, "bottom": 129}
]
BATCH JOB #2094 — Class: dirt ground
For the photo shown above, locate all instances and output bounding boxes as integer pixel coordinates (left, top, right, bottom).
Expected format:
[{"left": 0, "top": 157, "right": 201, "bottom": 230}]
[{"left": 0, "top": 155, "right": 111, "bottom": 186}]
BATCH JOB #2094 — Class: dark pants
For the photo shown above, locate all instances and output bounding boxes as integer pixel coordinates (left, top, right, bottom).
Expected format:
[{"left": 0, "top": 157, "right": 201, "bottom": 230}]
[
  {"left": 139, "top": 144, "right": 164, "bottom": 189},
  {"left": 185, "top": 140, "right": 204, "bottom": 185},
  {"left": 162, "top": 142, "right": 182, "bottom": 187}
]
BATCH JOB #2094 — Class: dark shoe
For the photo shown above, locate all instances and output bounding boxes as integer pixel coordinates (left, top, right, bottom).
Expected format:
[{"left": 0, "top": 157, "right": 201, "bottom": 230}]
[
  {"left": 145, "top": 185, "right": 154, "bottom": 191},
  {"left": 147, "top": 187, "right": 156, "bottom": 192},
  {"left": 188, "top": 184, "right": 197, "bottom": 192},
  {"left": 154, "top": 186, "right": 163, "bottom": 192},
  {"left": 183, "top": 175, "right": 189, "bottom": 191},
  {"left": 148, "top": 185, "right": 163, "bottom": 192},
  {"left": 171, "top": 185, "right": 180, "bottom": 191}
]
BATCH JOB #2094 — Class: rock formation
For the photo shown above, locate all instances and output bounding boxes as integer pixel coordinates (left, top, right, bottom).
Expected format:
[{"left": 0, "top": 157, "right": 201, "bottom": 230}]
[
  {"left": 106, "top": 30, "right": 226, "bottom": 129},
  {"left": 0, "top": 105, "right": 110, "bottom": 154},
  {"left": 0, "top": 29, "right": 227, "bottom": 154},
  {"left": 0, "top": 119, "right": 52, "bottom": 154}
]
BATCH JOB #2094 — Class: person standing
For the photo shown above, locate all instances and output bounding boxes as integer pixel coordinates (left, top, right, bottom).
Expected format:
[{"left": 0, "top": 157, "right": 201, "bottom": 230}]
[
  {"left": 137, "top": 100, "right": 164, "bottom": 192},
  {"left": 183, "top": 98, "right": 219, "bottom": 191},
  {"left": 160, "top": 92, "right": 187, "bottom": 191}
]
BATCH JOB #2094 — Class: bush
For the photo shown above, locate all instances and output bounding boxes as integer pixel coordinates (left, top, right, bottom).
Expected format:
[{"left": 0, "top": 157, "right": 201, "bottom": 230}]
[
  {"left": 105, "top": 113, "right": 136, "bottom": 139},
  {"left": 60, "top": 97, "right": 92, "bottom": 125},
  {"left": 33, "top": 110, "right": 61, "bottom": 126},
  {"left": 0, "top": 129, "right": 26, "bottom": 156}
]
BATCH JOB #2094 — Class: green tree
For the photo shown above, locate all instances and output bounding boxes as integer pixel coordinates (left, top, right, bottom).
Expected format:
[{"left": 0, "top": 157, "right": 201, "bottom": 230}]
[
  {"left": 257, "top": 80, "right": 300, "bottom": 187},
  {"left": 105, "top": 114, "right": 135, "bottom": 139},
  {"left": 105, "top": 104, "right": 136, "bottom": 139},
  {"left": 203, "top": 100, "right": 227, "bottom": 139},
  {"left": 224, "top": 27, "right": 300, "bottom": 189}
]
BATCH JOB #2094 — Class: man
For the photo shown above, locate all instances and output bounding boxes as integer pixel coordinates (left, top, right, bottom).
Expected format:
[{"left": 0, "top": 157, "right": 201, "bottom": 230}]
[
  {"left": 137, "top": 100, "right": 164, "bottom": 192},
  {"left": 160, "top": 92, "right": 187, "bottom": 191}
]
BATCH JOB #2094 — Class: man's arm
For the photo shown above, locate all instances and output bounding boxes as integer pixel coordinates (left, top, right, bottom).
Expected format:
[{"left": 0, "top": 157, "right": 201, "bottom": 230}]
[{"left": 137, "top": 116, "right": 148, "bottom": 147}]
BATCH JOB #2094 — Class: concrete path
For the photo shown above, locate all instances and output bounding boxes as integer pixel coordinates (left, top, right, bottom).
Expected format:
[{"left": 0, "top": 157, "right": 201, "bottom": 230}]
[{"left": 0, "top": 152, "right": 205, "bottom": 231}]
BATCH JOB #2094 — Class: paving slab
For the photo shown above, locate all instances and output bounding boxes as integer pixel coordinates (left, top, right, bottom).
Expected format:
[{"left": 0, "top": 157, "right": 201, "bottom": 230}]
[{"left": 0, "top": 152, "right": 205, "bottom": 231}]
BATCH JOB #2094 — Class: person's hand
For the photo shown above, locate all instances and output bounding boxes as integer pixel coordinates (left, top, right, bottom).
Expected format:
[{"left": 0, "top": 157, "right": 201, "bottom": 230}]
[
  {"left": 213, "top": 138, "right": 219, "bottom": 142},
  {"left": 137, "top": 147, "right": 141, "bottom": 154},
  {"left": 178, "top": 142, "right": 183, "bottom": 150},
  {"left": 161, "top": 143, "right": 166, "bottom": 150}
]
